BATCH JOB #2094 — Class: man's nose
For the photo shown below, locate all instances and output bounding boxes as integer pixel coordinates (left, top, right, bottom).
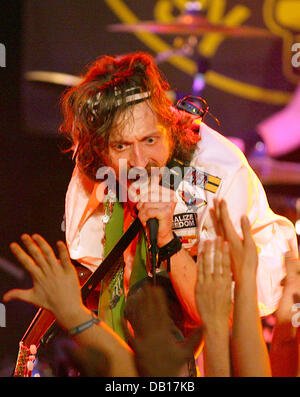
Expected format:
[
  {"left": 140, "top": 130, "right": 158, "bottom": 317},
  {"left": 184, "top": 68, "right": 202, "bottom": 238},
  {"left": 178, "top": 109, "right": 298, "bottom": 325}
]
[{"left": 129, "top": 143, "right": 148, "bottom": 168}]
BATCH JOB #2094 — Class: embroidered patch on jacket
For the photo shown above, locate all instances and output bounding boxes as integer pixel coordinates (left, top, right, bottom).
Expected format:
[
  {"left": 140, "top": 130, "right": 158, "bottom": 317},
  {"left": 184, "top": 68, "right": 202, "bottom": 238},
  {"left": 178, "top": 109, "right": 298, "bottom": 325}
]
[
  {"left": 172, "top": 213, "right": 197, "bottom": 230},
  {"left": 183, "top": 168, "right": 221, "bottom": 194},
  {"left": 179, "top": 190, "right": 207, "bottom": 211}
]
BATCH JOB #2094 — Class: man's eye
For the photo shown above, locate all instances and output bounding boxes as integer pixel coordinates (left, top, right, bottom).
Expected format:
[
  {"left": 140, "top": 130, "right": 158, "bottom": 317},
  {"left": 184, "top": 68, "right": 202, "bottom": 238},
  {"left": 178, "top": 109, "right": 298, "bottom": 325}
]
[
  {"left": 114, "top": 144, "right": 126, "bottom": 151},
  {"left": 146, "top": 137, "right": 156, "bottom": 144}
]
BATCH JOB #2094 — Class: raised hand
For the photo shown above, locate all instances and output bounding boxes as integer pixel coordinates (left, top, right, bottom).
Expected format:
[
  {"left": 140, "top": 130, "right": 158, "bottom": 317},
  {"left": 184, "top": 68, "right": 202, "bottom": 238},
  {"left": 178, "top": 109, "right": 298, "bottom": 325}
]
[
  {"left": 195, "top": 237, "right": 232, "bottom": 377},
  {"left": 209, "top": 202, "right": 271, "bottom": 377},
  {"left": 3, "top": 235, "right": 140, "bottom": 377},
  {"left": 270, "top": 253, "right": 300, "bottom": 377},
  {"left": 3, "top": 234, "right": 83, "bottom": 324},
  {"left": 209, "top": 199, "right": 258, "bottom": 284},
  {"left": 196, "top": 238, "right": 232, "bottom": 328},
  {"left": 123, "top": 284, "right": 201, "bottom": 377},
  {"left": 276, "top": 252, "right": 300, "bottom": 326}
]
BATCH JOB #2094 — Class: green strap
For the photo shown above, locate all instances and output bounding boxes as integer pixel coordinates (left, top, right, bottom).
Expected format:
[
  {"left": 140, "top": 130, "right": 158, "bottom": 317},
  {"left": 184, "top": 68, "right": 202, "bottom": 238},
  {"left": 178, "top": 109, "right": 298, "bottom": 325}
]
[
  {"left": 129, "top": 230, "right": 148, "bottom": 289},
  {"left": 98, "top": 199, "right": 148, "bottom": 341},
  {"left": 98, "top": 199, "right": 125, "bottom": 339}
]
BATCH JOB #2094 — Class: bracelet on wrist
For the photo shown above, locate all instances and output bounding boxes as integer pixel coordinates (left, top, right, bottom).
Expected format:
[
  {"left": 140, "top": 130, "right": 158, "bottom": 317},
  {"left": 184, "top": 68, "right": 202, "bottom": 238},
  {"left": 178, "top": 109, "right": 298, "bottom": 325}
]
[
  {"left": 67, "top": 312, "right": 101, "bottom": 337},
  {"left": 158, "top": 232, "right": 182, "bottom": 272}
]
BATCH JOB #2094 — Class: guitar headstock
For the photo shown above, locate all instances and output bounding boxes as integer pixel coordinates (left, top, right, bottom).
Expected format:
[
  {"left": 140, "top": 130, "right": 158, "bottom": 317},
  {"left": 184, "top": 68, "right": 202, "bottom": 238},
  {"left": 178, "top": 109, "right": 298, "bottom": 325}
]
[{"left": 14, "top": 342, "right": 38, "bottom": 377}]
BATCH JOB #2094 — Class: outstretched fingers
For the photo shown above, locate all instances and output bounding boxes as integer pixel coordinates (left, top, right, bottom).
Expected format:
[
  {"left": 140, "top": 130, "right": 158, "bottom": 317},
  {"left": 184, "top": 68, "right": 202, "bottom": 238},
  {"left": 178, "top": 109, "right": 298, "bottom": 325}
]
[
  {"left": 209, "top": 206, "right": 223, "bottom": 238},
  {"left": 213, "top": 237, "right": 223, "bottom": 277},
  {"left": 222, "top": 241, "right": 231, "bottom": 277},
  {"left": 20, "top": 234, "right": 49, "bottom": 273},
  {"left": 10, "top": 234, "right": 71, "bottom": 279},
  {"left": 9, "top": 241, "right": 42, "bottom": 280},
  {"left": 196, "top": 252, "right": 204, "bottom": 285},
  {"left": 241, "top": 215, "right": 253, "bottom": 247},
  {"left": 31, "top": 234, "right": 60, "bottom": 271},
  {"left": 56, "top": 240, "right": 73, "bottom": 270},
  {"left": 219, "top": 200, "right": 241, "bottom": 248},
  {"left": 3, "top": 287, "right": 36, "bottom": 305},
  {"left": 203, "top": 240, "right": 213, "bottom": 279},
  {"left": 240, "top": 215, "right": 259, "bottom": 271}
]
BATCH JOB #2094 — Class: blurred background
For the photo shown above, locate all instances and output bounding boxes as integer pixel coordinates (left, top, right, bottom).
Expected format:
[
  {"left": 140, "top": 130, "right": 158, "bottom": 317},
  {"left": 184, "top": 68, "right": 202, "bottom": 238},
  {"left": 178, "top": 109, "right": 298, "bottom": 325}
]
[{"left": 0, "top": 0, "right": 300, "bottom": 376}]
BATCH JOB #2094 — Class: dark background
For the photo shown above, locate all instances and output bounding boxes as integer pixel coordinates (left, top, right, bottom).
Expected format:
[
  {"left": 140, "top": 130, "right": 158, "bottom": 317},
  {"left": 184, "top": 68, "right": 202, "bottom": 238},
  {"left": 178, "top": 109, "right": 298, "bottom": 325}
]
[{"left": 0, "top": 0, "right": 299, "bottom": 376}]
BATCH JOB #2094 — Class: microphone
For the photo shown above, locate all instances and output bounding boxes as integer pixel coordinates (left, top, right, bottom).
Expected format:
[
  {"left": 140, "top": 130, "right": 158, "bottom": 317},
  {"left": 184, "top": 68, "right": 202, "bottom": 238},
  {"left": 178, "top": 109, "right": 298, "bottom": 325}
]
[
  {"left": 144, "top": 164, "right": 179, "bottom": 280},
  {"left": 147, "top": 218, "right": 159, "bottom": 247},
  {"left": 147, "top": 218, "right": 159, "bottom": 281}
]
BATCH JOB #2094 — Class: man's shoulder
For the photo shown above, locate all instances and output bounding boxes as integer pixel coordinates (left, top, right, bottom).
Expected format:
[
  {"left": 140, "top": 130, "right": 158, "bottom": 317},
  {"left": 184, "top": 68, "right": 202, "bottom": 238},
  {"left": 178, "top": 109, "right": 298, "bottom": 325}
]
[{"left": 191, "top": 123, "right": 248, "bottom": 171}]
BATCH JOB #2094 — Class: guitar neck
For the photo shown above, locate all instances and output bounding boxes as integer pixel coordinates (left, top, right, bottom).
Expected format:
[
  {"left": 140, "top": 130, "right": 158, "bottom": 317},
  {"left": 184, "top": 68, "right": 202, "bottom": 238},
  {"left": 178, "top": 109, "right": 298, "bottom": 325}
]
[
  {"left": 13, "top": 309, "right": 56, "bottom": 377},
  {"left": 21, "top": 308, "right": 55, "bottom": 345}
]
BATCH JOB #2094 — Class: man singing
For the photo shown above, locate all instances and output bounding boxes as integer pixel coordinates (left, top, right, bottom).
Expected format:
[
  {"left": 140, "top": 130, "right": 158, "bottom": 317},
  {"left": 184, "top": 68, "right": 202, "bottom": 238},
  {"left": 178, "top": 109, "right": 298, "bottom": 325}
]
[{"left": 61, "top": 51, "right": 298, "bottom": 341}]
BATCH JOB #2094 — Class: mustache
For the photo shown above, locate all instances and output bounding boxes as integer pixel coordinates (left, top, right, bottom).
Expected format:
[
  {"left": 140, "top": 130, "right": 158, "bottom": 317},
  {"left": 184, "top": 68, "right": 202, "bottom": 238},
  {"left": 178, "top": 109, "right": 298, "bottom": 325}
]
[{"left": 127, "top": 162, "right": 161, "bottom": 180}]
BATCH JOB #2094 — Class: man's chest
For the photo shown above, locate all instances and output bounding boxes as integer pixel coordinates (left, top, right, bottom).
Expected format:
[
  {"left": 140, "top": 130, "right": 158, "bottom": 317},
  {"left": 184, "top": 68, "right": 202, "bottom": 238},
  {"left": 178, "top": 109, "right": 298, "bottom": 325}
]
[{"left": 171, "top": 168, "right": 222, "bottom": 256}]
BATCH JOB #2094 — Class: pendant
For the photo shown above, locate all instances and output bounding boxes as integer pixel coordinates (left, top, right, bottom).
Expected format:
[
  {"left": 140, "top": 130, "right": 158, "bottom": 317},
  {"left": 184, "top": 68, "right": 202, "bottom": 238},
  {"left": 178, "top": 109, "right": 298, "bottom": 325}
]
[
  {"left": 109, "top": 268, "right": 124, "bottom": 309},
  {"left": 109, "top": 294, "right": 120, "bottom": 309},
  {"left": 108, "top": 190, "right": 116, "bottom": 201},
  {"left": 102, "top": 214, "right": 110, "bottom": 224}
]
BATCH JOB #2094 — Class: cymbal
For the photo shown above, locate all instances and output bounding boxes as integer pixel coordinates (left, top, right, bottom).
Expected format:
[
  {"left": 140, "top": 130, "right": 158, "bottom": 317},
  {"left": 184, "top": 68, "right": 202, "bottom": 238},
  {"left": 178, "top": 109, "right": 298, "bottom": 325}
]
[
  {"left": 108, "top": 15, "right": 274, "bottom": 38},
  {"left": 249, "top": 156, "right": 300, "bottom": 185},
  {"left": 25, "top": 71, "right": 83, "bottom": 86},
  {"left": 24, "top": 70, "right": 176, "bottom": 101}
]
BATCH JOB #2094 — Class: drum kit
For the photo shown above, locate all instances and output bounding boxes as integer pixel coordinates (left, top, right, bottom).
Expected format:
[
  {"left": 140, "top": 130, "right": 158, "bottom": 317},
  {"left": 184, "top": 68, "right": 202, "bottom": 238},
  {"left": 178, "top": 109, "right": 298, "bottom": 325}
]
[{"left": 24, "top": 2, "right": 300, "bottom": 225}]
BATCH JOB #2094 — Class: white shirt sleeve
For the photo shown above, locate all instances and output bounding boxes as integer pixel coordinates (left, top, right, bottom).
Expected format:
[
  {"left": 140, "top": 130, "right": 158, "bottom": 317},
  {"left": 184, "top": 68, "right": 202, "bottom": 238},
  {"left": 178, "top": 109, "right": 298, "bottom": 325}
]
[{"left": 218, "top": 163, "right": 298, "bottom": 316}]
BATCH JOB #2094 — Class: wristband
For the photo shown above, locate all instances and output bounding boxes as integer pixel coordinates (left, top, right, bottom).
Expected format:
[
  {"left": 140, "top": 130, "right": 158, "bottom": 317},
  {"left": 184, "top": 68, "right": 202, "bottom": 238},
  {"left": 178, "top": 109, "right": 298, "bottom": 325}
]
[
  {"left": 68, "top": 313, "right": 101, "bottom": 337},
  {"left": 158, "top": 232, "right": 182, "bottom": 272}
]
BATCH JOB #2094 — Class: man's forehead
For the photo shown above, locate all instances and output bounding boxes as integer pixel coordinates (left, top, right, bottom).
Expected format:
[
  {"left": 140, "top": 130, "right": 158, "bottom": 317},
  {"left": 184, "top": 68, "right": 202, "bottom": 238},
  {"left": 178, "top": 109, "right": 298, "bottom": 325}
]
[
  {"left": 115, "top": 100, "right": 156, "bottom": 122},
  {"left": 109, "top": 127, "right": 164, "bottom": 143},
  {"left": 110, "top": 101, "right": 160, "bottom": 141}
]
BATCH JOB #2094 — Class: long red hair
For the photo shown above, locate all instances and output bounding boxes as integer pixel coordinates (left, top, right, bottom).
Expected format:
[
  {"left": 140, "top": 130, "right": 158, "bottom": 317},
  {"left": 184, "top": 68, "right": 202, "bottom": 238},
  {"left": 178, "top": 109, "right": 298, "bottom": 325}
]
[{"left": 60, "top": 52, "right": 200, "bottom": 179}]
